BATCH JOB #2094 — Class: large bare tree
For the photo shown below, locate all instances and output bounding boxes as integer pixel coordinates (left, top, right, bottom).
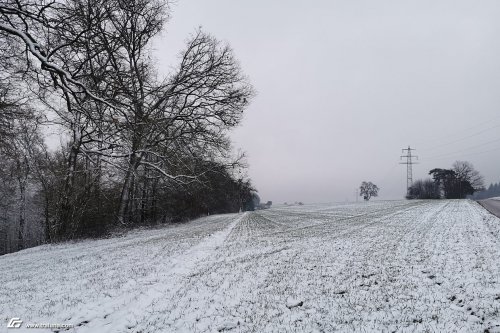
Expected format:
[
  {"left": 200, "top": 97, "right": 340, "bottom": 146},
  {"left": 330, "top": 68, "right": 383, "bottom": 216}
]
[
  {"left": 1, "top": 0, "right": 254, "bottom": 237},
  {"left": 452, "top": 161, "right": 484, "bottom": 192}
]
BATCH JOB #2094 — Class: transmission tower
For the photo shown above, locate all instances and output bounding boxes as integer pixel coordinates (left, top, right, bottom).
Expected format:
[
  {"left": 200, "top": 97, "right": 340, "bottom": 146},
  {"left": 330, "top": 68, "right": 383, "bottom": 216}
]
[{"left": 400, "top": 146, "right": 418, "bottom": 195}]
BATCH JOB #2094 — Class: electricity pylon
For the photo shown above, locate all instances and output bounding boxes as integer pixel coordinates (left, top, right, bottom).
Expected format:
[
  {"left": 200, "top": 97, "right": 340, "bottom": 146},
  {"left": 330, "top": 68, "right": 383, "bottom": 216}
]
[{"left": 400, "top": 146, "right": 418, "bottom": 196}]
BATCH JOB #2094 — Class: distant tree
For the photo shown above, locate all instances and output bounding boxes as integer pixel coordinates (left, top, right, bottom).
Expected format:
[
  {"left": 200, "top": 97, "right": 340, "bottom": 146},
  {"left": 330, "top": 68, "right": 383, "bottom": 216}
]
[
  {"left": 429, "top": 161, "right": 483, "bottom": 199},
  {"left": 429, "top": 168, "right": 458, "bottom": 199},
  {"left": 406, "top": 179, "right": 440, "bottom": 199},
  {"left": 359, "top": 181, "right": 379, "bottom": 201},
  {"left": 247, "top": 192, "right": 260, "bottom": 211},
  {"left": 452, "top": 161, "right": 484, "bottom": 193},
  {"left": 471, "top": 181, "right": 500, "bottom": 200},
  {"left": 0, "top": 92, "right": 46, "bottom": 252}
]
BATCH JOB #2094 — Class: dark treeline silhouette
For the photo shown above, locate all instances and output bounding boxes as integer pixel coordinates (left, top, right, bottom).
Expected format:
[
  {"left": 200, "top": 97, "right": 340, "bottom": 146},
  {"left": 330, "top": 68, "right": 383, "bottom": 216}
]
[
  {"left": 406, "top": 179, "right": 441, "bottom": 199},
  {"left": 0, "top": 0, "right": 255, "bottom": 254},
  {"left": 470, "top": 182, "right": 500, "bottom": 200},
  {"left": 407, "top": 161, "right": 484, "bottom": 200}
]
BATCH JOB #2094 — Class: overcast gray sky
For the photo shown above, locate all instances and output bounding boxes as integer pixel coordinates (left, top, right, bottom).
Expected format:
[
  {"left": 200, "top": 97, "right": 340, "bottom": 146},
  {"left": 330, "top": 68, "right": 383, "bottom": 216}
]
[{"left": 154, "top": 0, "right": 500, "bottom": 203}]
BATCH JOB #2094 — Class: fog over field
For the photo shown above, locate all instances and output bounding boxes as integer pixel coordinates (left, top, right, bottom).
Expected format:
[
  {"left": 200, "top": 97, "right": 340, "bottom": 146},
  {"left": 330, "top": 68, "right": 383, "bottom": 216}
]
[{"left": 156, "top": 0, "right": 500, "bottom": 203}]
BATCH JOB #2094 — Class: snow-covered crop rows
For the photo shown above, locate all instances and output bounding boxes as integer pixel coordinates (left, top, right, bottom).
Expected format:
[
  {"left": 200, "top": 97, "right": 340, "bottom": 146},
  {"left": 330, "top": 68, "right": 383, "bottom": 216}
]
[{"left": 1, "top": 200, "right": 500, "bottom": 332}]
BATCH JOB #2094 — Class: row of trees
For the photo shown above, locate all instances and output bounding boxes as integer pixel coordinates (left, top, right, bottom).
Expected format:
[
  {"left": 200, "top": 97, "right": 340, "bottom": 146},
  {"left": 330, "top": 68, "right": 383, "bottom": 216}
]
[
  {"left": 0, "top": 0, "right": 256, "bottom": 254},
  {"left": 470, "top": 182, "right": 500, "bottom": 200},
  {"left": 407, "top": 161, "right": 484, "bottom": 200}
]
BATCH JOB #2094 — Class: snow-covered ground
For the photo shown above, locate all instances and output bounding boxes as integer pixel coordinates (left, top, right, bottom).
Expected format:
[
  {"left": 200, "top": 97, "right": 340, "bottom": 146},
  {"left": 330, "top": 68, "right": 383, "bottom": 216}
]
[{"left": 1, "top": 200, "right": 500, "bottom": 332}]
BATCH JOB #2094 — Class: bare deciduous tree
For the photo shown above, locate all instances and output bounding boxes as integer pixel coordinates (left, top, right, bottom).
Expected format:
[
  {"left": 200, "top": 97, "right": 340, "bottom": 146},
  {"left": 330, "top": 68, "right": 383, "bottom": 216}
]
[
  {"left": 0, "top": 0, "right": 115, "bottom": 106},
  {"left": 0, "top": 0, "right": 255, "bottom": 247},
  {"left": 452, "top": 161, "right": 484, "bottom": 192}
]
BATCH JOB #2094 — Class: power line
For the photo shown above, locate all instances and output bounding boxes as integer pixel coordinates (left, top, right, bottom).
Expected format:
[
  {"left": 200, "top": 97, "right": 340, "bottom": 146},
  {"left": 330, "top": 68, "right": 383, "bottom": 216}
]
[
  {"left": 400, "top": 146, "right": 418, "bottom": 196},
  {"left": 424, "top": 137, "right": 500, "bottom": 161},
  {"left": 424, "top": 145, "right": 500, "bottom": 162},
  {"left": 421, "top": 123, "right": 500, "bottom": 152},
  {"left": 415, "top": 113, "right": 500, "bottom": 150}
]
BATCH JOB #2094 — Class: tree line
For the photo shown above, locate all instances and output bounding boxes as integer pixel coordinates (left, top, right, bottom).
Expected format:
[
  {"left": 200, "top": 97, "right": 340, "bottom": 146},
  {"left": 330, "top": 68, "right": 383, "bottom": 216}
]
[
  {"left": 470, "top": 182, "right": 500, "bottom": 200},
  {"left": 407, "top": 161, "right": 484, "bottom": 200},
  {"left": 0, "top": 0, "right": 256, "bottom": 254}
]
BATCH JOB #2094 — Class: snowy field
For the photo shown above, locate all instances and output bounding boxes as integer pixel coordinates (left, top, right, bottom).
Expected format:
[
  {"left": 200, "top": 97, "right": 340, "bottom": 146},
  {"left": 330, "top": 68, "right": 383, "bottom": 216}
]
[{"left": 1, "top": 200, "right": 500, "bottom": 332}]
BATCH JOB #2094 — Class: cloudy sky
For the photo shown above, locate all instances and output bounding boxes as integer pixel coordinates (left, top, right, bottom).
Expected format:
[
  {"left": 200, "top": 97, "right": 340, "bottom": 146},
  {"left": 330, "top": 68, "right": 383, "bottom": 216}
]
[{"left": 154, "top": 0, "right": 500, "bottom": 203}]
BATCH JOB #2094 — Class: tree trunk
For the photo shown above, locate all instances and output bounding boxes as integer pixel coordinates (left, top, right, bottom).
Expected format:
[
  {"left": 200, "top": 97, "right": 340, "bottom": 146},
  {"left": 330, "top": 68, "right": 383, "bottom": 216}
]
[
  {"left": 17, "top": 175, "right": 27, "bottom": 251},
  {"left": 117, "top": 153, "right": 140, "bottom": 225},
  {"left": 56, "top": 144, "right": 79, "bottom": 240},
  {"left": 44, "top": 191, "right": 50, "bottom": 242}
]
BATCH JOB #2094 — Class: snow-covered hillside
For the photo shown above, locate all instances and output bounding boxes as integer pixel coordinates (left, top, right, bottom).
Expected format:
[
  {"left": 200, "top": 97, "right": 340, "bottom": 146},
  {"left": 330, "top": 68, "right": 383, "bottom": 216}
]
[{"left": 1, "top": 200, "right": 500, "bottom": 332}]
